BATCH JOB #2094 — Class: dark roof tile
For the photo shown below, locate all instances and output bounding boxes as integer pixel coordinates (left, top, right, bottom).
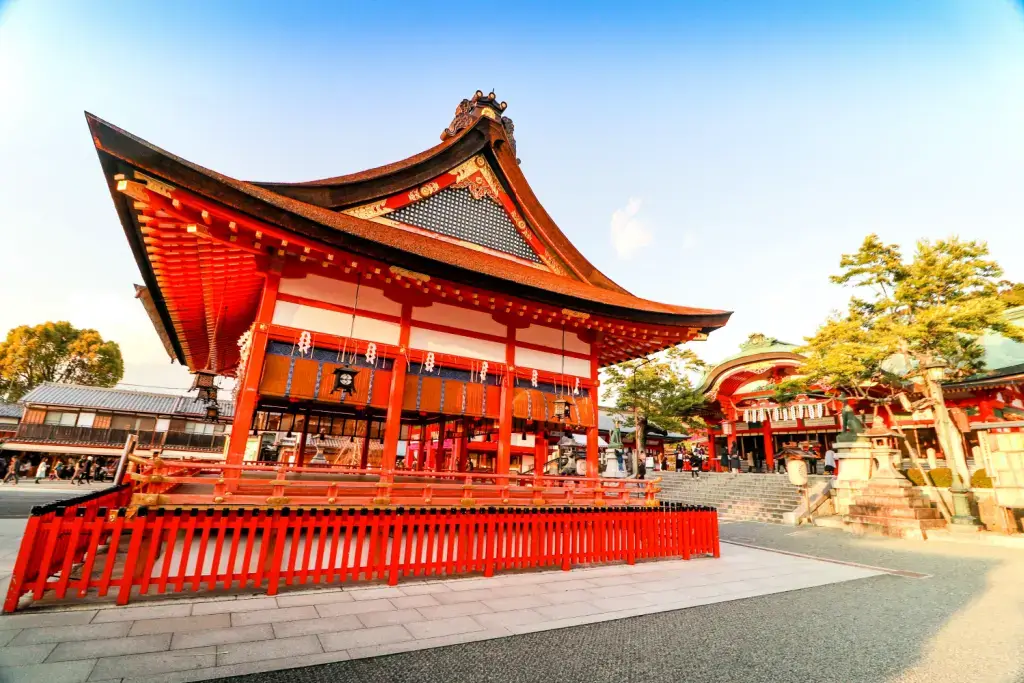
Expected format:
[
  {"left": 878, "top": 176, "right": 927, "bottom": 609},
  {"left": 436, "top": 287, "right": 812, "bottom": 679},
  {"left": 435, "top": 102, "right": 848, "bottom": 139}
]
[{"left": 18, "top": 383, "right": 234, "bottom": 418}]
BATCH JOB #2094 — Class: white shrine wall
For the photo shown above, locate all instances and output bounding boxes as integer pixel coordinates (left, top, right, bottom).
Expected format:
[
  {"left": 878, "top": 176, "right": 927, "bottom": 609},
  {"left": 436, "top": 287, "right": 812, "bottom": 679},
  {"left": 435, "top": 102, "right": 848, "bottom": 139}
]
[{"left": 272, "top": 300, "right": 401, "bottom": 345}]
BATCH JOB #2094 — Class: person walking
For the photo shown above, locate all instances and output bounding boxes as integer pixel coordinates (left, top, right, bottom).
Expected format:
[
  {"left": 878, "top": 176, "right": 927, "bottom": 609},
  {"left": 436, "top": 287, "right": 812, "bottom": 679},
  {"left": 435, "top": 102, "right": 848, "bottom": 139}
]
[
  {"left": 637, "top": 456, "right": 646, "bottom": 480},
  {"left": 824, "top": 446, "right": 837, "bottom": 476},
  {"left": 689, "top": 450, "right": 702, "bottom": 479},
  {"left": 720, "top": 446, "right": 729, "bottom": 473},
  {"left": 2, "top": 456, "right": 19, "bottom": 485},
  {"left": 807, "top": 447, "right": 819, "bottom": 475},
  {"left": 83, "top": 457, "right": 94, "bottom": 485},
  {"left": 71, "top": 458, "right": 85, "bottom": 485},
  {"left": 728, "top": 441, "right": 741, "bottom": 474},
  {"left": 675, "top": 447, "right": 684, "bottom": 472},
  {"left": 34, "top": 458, "right": 49, "bottom": 484}
]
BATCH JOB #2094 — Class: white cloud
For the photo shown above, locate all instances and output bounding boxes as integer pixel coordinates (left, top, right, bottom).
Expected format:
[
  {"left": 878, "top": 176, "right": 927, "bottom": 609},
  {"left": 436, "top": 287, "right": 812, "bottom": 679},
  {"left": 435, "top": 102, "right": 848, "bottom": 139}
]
[{"left": 609, "top": 197, "right": 653, "bottom": 259}]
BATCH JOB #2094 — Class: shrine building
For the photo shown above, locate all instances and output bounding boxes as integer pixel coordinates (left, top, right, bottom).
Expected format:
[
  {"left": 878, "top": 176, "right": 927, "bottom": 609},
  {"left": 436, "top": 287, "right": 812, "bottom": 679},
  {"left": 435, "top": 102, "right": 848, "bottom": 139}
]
[
  {"left": 699, "top": 334, "right": 840, "bottom": 471},
  {"left": 88, "top": 91, "right": 731, "bottom": 497}
]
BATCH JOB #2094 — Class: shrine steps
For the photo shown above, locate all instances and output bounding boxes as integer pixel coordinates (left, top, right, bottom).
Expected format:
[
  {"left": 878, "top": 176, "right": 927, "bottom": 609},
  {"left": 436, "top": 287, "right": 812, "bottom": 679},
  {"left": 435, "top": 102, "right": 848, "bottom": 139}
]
[{"left": 656, "top": 472, "right": 827, "bottom": 524}]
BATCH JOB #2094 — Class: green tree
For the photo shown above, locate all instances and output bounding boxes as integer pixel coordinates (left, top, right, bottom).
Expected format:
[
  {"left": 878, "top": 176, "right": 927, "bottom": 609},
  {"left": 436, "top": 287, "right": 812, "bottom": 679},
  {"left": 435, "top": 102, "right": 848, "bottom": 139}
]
[
  {"left": 793, "top": 234, "right": 1023, "bottom": 487},
  {"left": 0, "top": 322, "right": 124, "bottom": 401},
  {"left": 602, "top": 346, "right": 706, "bottom": 474}
]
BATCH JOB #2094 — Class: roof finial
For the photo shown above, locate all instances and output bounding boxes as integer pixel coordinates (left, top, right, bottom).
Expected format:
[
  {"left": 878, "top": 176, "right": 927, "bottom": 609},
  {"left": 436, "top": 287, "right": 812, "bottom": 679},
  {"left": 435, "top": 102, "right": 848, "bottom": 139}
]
[{"left": 441, "top": 91, "right": 517, "bottom": 162}]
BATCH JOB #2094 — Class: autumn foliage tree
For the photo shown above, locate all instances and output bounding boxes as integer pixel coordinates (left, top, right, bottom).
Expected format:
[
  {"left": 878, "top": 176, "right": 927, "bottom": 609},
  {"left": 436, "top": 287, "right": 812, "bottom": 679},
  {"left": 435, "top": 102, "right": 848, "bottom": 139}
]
[
  {"left": 790, "top": 234, "right": 1023, "bottom": 486},
  {"left": 0, "top": 322, "right": 124, "bottom": 402}
]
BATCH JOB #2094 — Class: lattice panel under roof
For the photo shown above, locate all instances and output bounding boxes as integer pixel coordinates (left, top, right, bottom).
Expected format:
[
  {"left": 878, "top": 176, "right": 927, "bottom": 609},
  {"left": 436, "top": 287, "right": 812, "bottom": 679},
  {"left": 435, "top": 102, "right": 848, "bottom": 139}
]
[{"left": 387, "top": 186, "right": 541, "bottom": 263}]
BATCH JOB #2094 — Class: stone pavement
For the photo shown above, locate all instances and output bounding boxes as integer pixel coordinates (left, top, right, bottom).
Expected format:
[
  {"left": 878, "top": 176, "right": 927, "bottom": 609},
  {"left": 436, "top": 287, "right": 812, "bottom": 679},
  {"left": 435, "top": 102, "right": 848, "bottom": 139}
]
[
  {"left": 217, "top": 522, "right": 1024, "bottom": 683},
  {"left": 0, "top": 542, "right": 883, "bottom": 682},
  {"left": 0, "top": 519, "right": 28, "bottom": 597}
]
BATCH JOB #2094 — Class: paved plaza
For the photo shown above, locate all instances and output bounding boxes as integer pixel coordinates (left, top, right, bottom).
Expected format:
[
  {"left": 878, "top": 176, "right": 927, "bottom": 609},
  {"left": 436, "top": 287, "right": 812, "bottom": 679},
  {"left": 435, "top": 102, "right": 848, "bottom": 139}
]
[
  {"left": 0, "top": 524, "right": 883, "bottom": 683},
  {"left": 218, "top": 523, "right": 1024, "bottom": 683},
  {"left": 0, "top": 514, "right": 1022, "bottom": 682}
]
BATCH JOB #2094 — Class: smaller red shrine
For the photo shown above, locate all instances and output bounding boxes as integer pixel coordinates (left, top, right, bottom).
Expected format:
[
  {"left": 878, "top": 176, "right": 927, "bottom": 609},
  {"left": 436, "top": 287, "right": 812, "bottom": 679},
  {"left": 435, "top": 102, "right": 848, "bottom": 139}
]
[{"left": 699, "top": 334, "right": 839, "bottom": 470}]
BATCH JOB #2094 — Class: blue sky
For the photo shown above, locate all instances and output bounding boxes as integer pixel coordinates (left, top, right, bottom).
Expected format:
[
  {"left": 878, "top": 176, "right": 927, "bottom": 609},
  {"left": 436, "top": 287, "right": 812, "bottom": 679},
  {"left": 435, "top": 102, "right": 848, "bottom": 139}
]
[{"left": 1, "top": 0, "right": 1023, "bottom": 392}]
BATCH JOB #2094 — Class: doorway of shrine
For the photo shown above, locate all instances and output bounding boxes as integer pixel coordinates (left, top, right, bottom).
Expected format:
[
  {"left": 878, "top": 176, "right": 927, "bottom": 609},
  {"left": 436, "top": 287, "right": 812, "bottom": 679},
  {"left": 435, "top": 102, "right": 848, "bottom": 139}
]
[{"left": 249, "top": 402, "right": 571, "bottom": 475}]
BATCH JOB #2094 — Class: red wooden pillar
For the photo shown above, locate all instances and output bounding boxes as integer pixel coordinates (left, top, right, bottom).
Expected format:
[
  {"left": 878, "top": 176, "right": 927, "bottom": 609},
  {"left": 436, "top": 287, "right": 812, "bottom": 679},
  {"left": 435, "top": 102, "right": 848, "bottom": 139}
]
[
  {"left": 458, "top": 423, "right": 469, "bottom": 472},
  {"left": 585, "top": 348, "right": 600, "bottom": 479},
  {"left": 226, "top": 265, "right": 280, "bottom": 486},
  {"left": 380, "top": 303, "right": 412, "bottom": 472},
  {"left": 417, "top": 421, "right": 427, "bottom": 471},
  {"left": 295, "top": 409, "right": 311, "bottom": 466},
  {"left": 436, "top": 419, "right": 447, "bottom": 472},
  {"left": 534, "top": 429, "right": 547, "bottom": 476},
  {"left": 762, "top": 420, "right": 774, "bottom": 471},
  {"left": 425, "top": 425, "right": 436, "bottom": 471},
  {"left": 496, "top": 326, "right": 515, "bottom": 478},
  {"left": 359, "top": 418, "right": 371, "bottom": 469},
  {"left": 706, "top": 428, "right": 718, "bottom": 472}
]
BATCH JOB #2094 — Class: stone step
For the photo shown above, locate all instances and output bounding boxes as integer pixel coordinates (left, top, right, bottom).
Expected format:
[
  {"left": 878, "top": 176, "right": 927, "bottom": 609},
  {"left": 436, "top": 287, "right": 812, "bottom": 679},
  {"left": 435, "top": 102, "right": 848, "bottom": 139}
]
[
  {"left": 851, "top": 494, "right": 933, "bottom": 508},
  {"left": 842, "top": 519, "right": 933, "bottom": 540},
  {"left": 844, "top": 513, "right": 946, "bottom": 531},
  {"left": 847, "top": 504, "right": 942, "bottom": 520},
  {"left": 656, "top": 471, "right": 813, "bottom": 525}
]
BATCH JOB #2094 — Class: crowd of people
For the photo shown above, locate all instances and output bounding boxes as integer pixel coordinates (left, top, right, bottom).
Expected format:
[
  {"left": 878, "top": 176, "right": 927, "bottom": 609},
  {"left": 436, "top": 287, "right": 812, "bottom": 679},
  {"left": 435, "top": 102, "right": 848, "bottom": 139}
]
[
  {"left": 633, "top": 440, "right": 839, "bottom": 479},
  {"left": 0, "top": 454, "right": 114, "bottom": 486}
]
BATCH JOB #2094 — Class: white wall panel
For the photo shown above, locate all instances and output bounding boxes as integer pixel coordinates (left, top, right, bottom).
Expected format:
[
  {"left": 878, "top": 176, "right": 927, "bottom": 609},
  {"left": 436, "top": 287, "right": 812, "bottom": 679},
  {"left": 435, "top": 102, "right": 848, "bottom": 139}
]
[
  {"left": 511, "top": 433, "right": 536, "bottom": 447},
  {"left": 352, "top": 316, "right": 401, "bottom": 345},
  {"left": 514, "top": 347, "right": 591, "bottom": 378},
  {"left": 279, "top": 274, "right": 401, "bottom": 317},
  {"left": 272, "top": 301, "right": 400, "bottom": 345},
  {"left": 516, "top": 323, "right": 590, "bottom": 354},
  {"left": 409, "top": 327, "right": 505, "bottom": 362},
  {"left": 412, "top": 303, "right": 506, "bottom": 337}
]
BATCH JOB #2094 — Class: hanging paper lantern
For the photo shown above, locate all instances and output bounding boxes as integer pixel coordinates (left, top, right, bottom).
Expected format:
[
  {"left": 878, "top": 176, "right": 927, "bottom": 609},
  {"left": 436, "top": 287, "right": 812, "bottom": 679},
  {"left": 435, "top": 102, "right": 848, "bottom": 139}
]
[
  {"left": 479, "top": 361, "right": 488, "bottom": 383},
  {"left": 297, "top": 331, "right": 312, "bottom": 356},
  {"left": 424, "top": 351, "right": 435, "bottom": 373},
  {"left": 365, "top": 342, "right": 377, "bottom": 365},
  {"left": 531, "top": 369, "right": 538, "bottom": 387}
]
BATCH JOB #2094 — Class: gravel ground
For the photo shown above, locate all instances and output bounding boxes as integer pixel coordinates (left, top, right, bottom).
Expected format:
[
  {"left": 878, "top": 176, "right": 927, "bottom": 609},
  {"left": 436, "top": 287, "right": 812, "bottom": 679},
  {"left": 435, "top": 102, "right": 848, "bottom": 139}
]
[{"left": 218, "top": 522, "right": 1024, "bottom": 683}]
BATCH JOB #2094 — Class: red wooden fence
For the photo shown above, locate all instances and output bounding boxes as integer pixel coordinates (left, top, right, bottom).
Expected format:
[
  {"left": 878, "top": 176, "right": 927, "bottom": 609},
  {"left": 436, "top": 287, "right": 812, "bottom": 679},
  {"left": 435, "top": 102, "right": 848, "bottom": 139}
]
[{"left": 4, "top": 501, "right": 718, "bottom": 612}]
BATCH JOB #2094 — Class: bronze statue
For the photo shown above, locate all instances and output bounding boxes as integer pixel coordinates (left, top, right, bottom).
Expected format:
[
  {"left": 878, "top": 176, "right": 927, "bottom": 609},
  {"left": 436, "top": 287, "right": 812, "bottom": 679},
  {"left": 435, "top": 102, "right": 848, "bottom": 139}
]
[{"left": 836, "top": 402, "right": 866, "bottom": 443}]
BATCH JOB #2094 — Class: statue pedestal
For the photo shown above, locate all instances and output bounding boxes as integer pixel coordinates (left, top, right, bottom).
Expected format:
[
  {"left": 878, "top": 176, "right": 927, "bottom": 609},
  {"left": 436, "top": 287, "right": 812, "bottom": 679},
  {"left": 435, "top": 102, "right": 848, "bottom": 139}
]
[
  {"left": 870, "top": 447, "right": 906, "bottom": 483},
  {"left": 833, "top": 438, "right": 875, "bottom": 516}
]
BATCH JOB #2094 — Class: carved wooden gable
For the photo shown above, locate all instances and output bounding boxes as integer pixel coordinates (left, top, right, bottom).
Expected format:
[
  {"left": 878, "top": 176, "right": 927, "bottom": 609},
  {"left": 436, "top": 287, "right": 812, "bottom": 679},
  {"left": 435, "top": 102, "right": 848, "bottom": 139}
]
[{"left": 343, "top": 156, "right": 560, "bottom": 272}]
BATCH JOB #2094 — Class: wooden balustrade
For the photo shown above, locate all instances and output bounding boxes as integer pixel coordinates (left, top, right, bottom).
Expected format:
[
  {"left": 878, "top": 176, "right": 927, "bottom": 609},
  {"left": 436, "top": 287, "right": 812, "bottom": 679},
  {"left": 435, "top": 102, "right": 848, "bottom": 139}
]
[{"left": 126, "top": 455, "right": 661, "bottom": 509}]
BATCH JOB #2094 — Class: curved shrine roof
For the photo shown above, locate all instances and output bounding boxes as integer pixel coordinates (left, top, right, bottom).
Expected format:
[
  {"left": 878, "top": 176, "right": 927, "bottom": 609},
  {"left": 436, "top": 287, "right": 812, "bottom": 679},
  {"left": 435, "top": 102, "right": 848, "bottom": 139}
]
[{"left": 87, "top": 94, "right": 729, "bottom": 330}]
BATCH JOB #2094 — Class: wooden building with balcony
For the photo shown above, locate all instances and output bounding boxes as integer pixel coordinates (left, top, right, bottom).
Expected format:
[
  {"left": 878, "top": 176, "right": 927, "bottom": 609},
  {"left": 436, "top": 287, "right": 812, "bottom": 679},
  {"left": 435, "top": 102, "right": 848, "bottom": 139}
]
[{"left": 1, "top": 383, "right": 234, "bottom": 462}]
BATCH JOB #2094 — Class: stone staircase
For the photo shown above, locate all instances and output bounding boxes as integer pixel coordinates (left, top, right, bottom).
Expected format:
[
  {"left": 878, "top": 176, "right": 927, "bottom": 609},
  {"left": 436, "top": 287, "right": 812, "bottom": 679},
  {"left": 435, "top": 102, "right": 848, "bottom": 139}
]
[{"left": 656, "top": 472, "right": 831, "bottom": 524}]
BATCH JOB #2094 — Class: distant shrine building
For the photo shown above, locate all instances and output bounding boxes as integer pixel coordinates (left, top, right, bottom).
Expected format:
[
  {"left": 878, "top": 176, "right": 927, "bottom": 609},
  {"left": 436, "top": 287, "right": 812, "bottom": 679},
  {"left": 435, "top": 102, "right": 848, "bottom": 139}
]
[{"left": 89, "top": 92, "right": 732, "bottom": 479}]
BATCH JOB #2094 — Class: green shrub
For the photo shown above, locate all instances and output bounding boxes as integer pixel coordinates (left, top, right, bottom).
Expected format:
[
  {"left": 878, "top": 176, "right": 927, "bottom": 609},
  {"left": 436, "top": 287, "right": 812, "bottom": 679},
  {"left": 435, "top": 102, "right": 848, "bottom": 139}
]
[
  {"left": 903, "top": 469, "right": 925, "bottom": 486},
  {"left": 971, "top": 469, "right": 993, "bottom": 489},
  {"left": 902, "top": 467, "right": 952, "bottom": 487},
  {"left": 928, "top": 467, "right": 953, "bottom": 487}
]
